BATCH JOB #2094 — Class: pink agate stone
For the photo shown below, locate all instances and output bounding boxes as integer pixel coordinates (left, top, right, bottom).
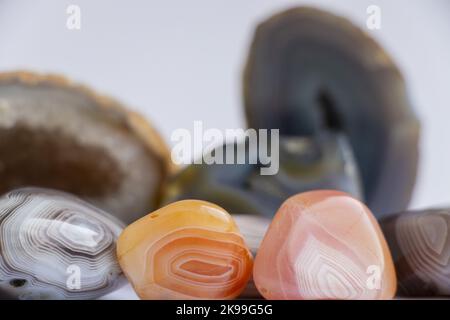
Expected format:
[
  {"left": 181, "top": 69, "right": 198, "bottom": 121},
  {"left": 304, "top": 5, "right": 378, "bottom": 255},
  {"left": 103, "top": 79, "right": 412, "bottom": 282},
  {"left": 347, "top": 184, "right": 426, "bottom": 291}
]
[{"left": 253, "top": 190, "right": 396, "bottom": 300}]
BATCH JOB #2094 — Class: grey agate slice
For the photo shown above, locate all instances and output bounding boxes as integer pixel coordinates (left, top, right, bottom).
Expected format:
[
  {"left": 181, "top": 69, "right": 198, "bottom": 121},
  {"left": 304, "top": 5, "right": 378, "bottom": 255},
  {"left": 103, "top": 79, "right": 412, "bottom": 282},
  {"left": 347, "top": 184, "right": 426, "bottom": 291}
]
[
  {"left": 163, "top": 132, "right": 362, "bottom": 218},
  {"left": 0, "top": 188, "right": 125, "bottom": 300},
  {"left": 243, "top": 7, "right": 420, "bottom": 217},
  {"left": 381, "top": 209, "right": 450, "bottom": 296}
]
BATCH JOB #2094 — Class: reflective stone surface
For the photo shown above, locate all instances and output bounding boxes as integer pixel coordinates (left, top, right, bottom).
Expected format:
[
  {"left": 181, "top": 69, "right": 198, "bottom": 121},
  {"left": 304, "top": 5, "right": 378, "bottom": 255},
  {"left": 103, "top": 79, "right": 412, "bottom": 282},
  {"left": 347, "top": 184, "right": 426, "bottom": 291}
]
[
  {"left": 117, "top": 200, "right": 253, "bottom": 299},
  {"left": 0, "top": 188, "right": 125, "bottom": 300},
  {"left": 381, "top": 209, "right": 450, "bottom": 296},
  {"left": 254, "top": 190, "right": 396, "bottom": 299}
]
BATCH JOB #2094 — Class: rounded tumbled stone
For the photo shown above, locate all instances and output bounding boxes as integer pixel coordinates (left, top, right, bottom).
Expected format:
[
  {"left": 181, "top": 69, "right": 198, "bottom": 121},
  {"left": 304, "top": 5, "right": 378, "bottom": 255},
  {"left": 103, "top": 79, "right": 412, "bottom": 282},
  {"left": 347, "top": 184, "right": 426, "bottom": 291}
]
[
  {"left": 253, "top": 190, "right": 396, "bottom": 299},
  {"left": 381, "top": 209, "right": 450, "bottom": 296},
  {"left": 117, "top": 200, "right": 253, "bottom": 299},
  {"left": 0, "top": 188, "right": 125, "bottom": 300}
]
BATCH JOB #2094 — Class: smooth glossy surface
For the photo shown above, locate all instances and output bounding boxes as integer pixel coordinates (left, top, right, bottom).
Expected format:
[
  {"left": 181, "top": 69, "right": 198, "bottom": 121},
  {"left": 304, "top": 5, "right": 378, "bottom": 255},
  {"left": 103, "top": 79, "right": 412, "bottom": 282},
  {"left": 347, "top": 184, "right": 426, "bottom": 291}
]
[
  {"left": 163, "top": 133, "right": 362, "bottom": 218},
  {"left": 0, "top": 188, "right": 125, "bottom": 300},
  {"left": 117, "top": 200, "right": 253, "bottom": 299},
  {"left": 243, "top": 7, "right": 420, "bottom": 217},
  {"left": 254, "top": 190, "right": 396, "bottom": 299},
  {"left": 381, "top": 209, "right": 450, "bottom": 296}
]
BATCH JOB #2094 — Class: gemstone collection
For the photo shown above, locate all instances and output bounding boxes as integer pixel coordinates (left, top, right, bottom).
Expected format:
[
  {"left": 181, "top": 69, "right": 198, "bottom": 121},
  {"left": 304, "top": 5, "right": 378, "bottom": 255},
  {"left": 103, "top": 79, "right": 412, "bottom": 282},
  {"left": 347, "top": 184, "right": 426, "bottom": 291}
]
[{"left": 0, "top": 6, "right": 444, "bottom": 300}]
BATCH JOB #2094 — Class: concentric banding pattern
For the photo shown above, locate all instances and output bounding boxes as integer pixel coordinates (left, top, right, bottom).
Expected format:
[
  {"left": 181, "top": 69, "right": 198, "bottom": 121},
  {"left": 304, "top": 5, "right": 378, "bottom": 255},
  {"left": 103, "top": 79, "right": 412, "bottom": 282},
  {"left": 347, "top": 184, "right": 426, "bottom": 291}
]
[
  {"left": 253, "top": 191, "right": 396, "bottom": 300},
  {"left": 280, "top": 212, "right": 384, "bottom": 300},
  {"left": 0, "top": 188, "right": 125, "bottom": 300},
  {"left": 140, "top": 227, "right": 252, "bottom": 299},
  {"left": 395, "top": 210, "right": 450, "bottom": 295},
  {"left": 294, "top": 235, "right": 377, "bottom": 299}
]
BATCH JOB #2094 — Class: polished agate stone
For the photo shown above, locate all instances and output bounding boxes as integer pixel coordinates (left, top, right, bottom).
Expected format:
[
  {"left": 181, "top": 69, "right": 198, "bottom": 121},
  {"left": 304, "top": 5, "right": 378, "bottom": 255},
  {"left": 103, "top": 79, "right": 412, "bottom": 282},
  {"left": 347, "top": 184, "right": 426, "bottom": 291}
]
[
  {"left": 163, "top": 133, "right": 362, "bottom": 218},
  {"left": 117, "top": 200, "right": 253, "bottom": 299},
  {"left": 243, "top": 7, "right": 420, "bottom": 217},
  {"left": 0, "top": 71, "right": 171, "bottom": 224},
  {"left": 381, "top": 209, "right": 450, "bottom": 296},
  {"left": 0, "top": 188, "right": 125, "bottom": 300},
  {"left": 233, "top": 215, "right": 270, "bottom": 299},
  {"left": 253, "top": 190, "right": 396, "bottom": 299}
]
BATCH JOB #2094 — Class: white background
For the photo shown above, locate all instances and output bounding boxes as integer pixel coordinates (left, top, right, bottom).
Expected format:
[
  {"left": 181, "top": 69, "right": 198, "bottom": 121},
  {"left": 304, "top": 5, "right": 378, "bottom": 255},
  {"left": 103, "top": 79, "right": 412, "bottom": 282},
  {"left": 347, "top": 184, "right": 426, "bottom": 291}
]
[{"left": 0, "top": 0, "right": 449, "bottom": 299}]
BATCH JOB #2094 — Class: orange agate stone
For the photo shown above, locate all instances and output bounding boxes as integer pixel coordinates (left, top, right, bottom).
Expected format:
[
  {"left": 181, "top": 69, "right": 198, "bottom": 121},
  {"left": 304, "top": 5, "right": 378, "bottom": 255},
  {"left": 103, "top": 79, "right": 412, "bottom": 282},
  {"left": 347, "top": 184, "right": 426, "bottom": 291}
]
[
  {"left": 117, "top": 200, "right": 253, "bottom": 299},
  {"left": 253, "top": 190, "right": 397, "bottom": 300}
]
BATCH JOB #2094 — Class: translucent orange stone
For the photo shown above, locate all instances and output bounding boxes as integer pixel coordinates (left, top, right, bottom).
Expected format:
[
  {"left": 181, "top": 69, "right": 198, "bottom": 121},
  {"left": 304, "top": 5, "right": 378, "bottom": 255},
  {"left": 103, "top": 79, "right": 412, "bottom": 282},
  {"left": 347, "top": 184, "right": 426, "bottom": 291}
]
[
  {"left": 253, "top": 190, "right": 397, "bottom": 300},
  {"left": 117, "top": 200, "right": 253, "bottom": 299}
]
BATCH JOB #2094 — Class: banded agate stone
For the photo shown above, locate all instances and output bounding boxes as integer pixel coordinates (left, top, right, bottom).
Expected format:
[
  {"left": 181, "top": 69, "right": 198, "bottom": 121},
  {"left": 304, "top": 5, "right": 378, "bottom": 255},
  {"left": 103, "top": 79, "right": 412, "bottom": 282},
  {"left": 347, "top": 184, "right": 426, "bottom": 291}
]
[
  {"left": 254, "top": 190, "right": 396, "bottom": 300},
  {"left": 117, "top": 200, "right": 253, "bottom": 299},
  {"left": 0, "top": 188, "right": 125, "bottom": 300},
  {"left": 381, "top": 209, "right": 450, "bottom": 296}
]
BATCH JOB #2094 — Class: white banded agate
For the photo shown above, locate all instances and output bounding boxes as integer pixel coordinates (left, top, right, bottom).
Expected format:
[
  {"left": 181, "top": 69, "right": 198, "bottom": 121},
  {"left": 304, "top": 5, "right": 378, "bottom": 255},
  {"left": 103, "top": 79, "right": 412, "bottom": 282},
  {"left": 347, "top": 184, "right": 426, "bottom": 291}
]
[{"left": 0, "top": 188, "right": 125, "bottom": 299}]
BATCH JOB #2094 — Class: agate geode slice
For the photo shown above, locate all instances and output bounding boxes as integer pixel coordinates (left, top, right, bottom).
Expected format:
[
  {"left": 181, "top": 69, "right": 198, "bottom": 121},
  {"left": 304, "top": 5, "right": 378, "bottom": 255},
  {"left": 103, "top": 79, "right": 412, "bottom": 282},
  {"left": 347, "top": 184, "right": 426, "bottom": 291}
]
[
  {"left": 0, "top": 188, "right": 125, "bottom": 300},
  {"left": 0, "top": 71, "right": 170, "bottom": 223},
  {"left": 243, "top": 7, "right": 420, "bottom": 217},
  {"left": 163, "top": 133, "right": 362, "bottom": 217},
  {"left": 381, "top": 209, "right": 450, "bottom": 296}
]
